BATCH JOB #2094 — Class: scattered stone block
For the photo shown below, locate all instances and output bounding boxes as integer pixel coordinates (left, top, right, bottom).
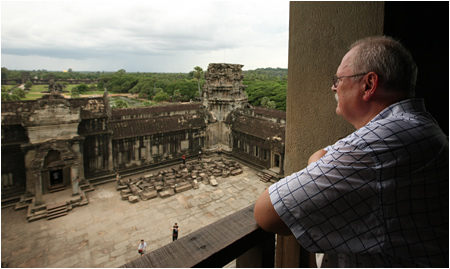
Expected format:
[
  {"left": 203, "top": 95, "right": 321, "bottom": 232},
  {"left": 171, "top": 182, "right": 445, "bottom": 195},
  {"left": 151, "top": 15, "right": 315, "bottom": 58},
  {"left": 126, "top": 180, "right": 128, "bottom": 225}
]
[
  {"left": 159, "top": 189, "right": 175, "bottom": 198},
  {"left": 140, "top": 190, "right": 157, "bottom": 201},
  {"left": 128, "top": 195, "right": 139, "bottom": 203},
  {"left": 209, "top": 176, "right": 218, "bottom": 186},
  {"left": 231, "top": 169, "right": 243, "bottom": 176},
  {"left": 192, "top": 179, "right": 199, "bottom": 189},
  {"left": 175, "top": 182, "right": 192, "bottom": 193}
]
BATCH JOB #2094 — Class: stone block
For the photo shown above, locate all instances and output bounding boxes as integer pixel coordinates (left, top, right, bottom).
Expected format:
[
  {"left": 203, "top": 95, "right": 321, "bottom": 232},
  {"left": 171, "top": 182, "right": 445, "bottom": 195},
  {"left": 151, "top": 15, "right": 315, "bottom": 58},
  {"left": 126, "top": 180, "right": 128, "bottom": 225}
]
[
  {"left": 175, "top": 183, "right": 192, "bottom": 193},
  {"left": 231, "top": 169, "right": 243, "bottom": 176},
  {"left": 140, "top": 190, "right": 157, "bottom": 201},
  {"left": 209, "top": 177, "right": 219, "bottom": 186},
  {"left": 121, "top": 189, "right": 131, "bottom": 195},
  {"left": 122, "top": 193, "right": 132, "bottom": 200},
  {"left": 159, "top": 189, "right": 175, "bottom": 198},
  {"left": 128, "top": 195, "right": 139, "bottom": 203},
  {"left": 192, "top": 179, "right": 199, "bottom": 189}
]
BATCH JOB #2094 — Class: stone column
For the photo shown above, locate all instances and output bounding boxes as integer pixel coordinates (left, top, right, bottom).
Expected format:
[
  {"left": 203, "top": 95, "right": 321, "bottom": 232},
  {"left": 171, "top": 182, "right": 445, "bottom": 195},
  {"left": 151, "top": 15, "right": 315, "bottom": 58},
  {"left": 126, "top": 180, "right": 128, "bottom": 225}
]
[
  {"left": 34, "top": 171, "right": 43, "bottom": 205},
  {"left": 73, "top": 141, "right": 85, "bottom": 181},
  {"left": 23, "top": 148, "right": 37, "bottom": 196},
  {"left": 108, "top": 135, "right": 114, "bottom": 170},
  {"left": 71, "top": 166, "right": 79, "bottom": 195}
]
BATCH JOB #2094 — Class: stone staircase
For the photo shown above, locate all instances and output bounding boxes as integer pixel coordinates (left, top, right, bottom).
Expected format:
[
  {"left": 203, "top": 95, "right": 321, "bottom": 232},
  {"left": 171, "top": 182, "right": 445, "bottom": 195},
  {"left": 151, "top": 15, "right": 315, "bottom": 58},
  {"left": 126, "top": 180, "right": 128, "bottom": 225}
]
[
  {"left": 46, "top": 202, "right": 68, "bottom": 220},
  {"left": 49, "top": 185, "right": 66, "bottom": 193},
  {"left": 259, "top": 169, "right": 283, "bottom": 183}
]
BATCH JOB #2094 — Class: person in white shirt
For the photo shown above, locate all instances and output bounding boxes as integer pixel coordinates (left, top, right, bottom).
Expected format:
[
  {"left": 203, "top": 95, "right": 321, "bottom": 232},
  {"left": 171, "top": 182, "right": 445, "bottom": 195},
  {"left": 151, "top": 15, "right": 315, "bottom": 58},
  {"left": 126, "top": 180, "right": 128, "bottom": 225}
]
[{"left": 138, "top": 239, "right": 147, "bottom": 256}]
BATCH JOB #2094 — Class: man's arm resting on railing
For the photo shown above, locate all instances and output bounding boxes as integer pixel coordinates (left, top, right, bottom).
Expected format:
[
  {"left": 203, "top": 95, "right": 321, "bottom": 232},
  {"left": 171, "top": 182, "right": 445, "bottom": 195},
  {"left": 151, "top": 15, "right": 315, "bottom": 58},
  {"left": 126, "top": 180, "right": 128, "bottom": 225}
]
[
  {"left": 254, "top": 148, "right": 327, "bottom": 236},
  {"left": 254, "top": 187, "right": 292, "bottom": 236}
]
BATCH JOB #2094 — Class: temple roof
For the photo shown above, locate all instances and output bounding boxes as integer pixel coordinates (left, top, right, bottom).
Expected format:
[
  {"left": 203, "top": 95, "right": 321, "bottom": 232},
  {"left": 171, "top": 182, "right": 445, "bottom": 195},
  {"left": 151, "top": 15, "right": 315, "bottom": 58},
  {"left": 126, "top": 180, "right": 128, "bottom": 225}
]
[
  {"left": 231, "top": 114, "right": 285, "bottom": 141},
  {"left": 110, "top": 114, "right": 206, "bottom": 139}
]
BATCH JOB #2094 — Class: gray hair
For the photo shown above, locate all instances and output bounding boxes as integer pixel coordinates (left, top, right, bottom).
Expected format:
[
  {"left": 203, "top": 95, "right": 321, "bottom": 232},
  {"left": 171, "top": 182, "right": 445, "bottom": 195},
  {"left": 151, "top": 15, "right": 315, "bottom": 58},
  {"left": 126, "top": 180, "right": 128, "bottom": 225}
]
[{"left": 350, "top": 36, "right": 418, "bottom": 98}]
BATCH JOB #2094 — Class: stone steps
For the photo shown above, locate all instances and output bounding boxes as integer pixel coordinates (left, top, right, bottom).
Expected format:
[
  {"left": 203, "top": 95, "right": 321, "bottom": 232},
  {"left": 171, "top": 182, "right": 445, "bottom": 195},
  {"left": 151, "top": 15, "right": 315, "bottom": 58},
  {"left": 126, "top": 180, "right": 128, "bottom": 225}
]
[
  {"left": 49, "top": 185, "right": 66, "bottom": 193},
  {"left": 46, "top": 202, "right": 68, "bottom": 220}
]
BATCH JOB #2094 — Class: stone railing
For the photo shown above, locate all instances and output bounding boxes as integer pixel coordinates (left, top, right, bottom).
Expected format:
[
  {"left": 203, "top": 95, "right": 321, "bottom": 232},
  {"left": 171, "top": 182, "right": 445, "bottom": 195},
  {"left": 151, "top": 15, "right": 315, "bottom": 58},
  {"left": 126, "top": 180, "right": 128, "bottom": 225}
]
[{"left": 120, "top": 204, "right": 276, "bottom": 268}]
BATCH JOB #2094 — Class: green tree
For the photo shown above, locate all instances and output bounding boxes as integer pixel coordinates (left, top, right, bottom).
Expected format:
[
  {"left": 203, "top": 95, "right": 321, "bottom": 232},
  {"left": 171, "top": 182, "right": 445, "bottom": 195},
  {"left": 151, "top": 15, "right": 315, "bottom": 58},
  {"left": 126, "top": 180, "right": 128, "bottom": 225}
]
[
  {"left": 267, "top": 101, "right": 277, "bottom": 109},
  {"left": 24, "top": 81, "right": 33, "bottom": 90},
  {"left": 71, "top": 88, "right": 80, "bottom": 98},
  {"left": 1, "top": 92, "right": 11, "bottom": 101},
  {"left": 142, "top": 100, "right": 154, "bottom": 107},
  {"left": 76, "top": 83, "right": 90, "bottom": 94},
  {"left": 112, "top": 99, "right": 129, "bottom": 108},
  {"left": 260, "top": 97, "right": 270, "bottom": 108},
  {"left": 172, "top": 90, "right": 181, "bottom": 102},
  {"left": 193, "top": 66, "right": 203, "bottom": 99},
  {"left": 11, "top": 88, "right": 25, "bottom": 99},
  {"left": 153, "top": 91, "right": 169, "bottom": 102}
]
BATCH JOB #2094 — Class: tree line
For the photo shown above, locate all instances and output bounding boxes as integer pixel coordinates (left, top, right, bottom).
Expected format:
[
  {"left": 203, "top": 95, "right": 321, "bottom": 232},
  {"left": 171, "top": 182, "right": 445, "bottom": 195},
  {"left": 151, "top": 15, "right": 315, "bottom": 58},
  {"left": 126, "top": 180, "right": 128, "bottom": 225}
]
[{"left": 1, "top": 67, "right": 287, "bottom": 110}]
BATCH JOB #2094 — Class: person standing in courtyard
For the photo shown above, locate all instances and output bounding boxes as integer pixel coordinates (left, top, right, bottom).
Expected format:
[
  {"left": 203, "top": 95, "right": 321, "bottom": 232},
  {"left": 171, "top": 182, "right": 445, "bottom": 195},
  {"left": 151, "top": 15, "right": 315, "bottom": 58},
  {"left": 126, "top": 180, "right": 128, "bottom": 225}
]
[
  {"left": 254, "top": 36, "right": 448, "bottom": 267},
  {"left": 138, "top": 239, "right": 147, "bottom": 256},
  {"left": 171, "top": 223, "right": 179, "bottom": 241},
  {"left": 198, "top": 151, "right": 202, "bottom": 161},
  {"left": 182, "top": 154, "right": 186, "bottom": 165}
]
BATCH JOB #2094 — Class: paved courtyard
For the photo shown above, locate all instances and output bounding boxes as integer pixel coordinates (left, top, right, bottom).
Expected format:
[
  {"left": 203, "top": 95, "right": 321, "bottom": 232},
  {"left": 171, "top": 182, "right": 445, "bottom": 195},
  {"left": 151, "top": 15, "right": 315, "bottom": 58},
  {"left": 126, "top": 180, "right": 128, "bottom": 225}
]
[{"left": 1, "top": 158, "right": 272, "bottom": 268}]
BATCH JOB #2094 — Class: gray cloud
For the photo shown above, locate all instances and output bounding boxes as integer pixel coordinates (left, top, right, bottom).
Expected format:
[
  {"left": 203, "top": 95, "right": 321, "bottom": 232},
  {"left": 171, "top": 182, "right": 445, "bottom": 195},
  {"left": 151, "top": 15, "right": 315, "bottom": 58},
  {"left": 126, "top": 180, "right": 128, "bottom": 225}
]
[{"left": 1, "top": 1, "right": 289, "bottom": 72}]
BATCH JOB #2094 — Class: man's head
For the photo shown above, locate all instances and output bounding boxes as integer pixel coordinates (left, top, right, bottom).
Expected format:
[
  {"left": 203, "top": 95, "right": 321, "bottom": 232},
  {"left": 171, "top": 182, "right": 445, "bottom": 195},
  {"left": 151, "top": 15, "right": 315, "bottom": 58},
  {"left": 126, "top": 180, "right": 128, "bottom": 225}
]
[
  {"left": 349, "top": 36, "right": 418, "bottom": 97},
  {"left": 332, "top": 36, "right": 418, "bottom": 128},
  {"left": 141, "top": 239, "right": 144, "bottom": 243}
]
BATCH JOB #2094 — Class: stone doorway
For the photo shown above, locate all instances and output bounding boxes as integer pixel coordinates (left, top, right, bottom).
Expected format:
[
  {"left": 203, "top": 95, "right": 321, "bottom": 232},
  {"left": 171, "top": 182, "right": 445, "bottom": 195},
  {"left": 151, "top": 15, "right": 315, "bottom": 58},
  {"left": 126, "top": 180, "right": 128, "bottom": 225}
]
[
  {"left": 50, "top": 169, "right": 63, "bottom": 187},
  {"left": 270, "top": 152, "right": 281, "bottom": 174}
]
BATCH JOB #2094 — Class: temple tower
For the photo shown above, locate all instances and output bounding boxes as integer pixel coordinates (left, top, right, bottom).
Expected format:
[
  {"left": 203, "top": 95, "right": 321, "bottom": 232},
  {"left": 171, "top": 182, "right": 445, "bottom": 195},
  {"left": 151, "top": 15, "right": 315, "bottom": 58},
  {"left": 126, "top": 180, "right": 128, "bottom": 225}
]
[{"left": 202, "top": 63, "right": 248, "bottom": 149}]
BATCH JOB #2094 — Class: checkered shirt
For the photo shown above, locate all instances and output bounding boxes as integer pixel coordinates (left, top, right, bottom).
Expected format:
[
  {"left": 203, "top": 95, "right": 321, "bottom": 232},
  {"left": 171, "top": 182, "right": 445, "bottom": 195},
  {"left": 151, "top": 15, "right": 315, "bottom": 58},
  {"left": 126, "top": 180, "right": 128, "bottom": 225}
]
[{"left": 270, "top": 99, "right": 448, "bottom": 267}]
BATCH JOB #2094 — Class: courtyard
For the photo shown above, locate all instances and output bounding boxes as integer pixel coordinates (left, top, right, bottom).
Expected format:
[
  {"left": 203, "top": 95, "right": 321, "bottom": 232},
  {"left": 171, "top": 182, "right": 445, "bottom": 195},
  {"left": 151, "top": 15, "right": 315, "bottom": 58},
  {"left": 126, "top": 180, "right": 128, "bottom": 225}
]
[{"left": 1, "top": 158, "right": 271, "bottom": 268}]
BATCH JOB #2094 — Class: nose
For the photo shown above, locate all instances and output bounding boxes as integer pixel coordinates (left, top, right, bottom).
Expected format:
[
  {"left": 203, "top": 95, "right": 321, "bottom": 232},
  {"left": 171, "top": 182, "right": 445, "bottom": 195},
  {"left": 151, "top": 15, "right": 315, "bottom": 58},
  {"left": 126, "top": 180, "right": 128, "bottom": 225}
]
[{"left": 331, "top": 85, "right": 337, "bottom": 92}]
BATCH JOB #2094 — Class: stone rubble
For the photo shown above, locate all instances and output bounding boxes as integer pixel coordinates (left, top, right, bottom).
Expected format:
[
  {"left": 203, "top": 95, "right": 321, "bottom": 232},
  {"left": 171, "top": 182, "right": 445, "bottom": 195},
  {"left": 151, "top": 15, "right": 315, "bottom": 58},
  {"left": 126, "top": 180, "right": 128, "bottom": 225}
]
[{"left": 116, "top": 158, "right": 243, "bottom": 203}]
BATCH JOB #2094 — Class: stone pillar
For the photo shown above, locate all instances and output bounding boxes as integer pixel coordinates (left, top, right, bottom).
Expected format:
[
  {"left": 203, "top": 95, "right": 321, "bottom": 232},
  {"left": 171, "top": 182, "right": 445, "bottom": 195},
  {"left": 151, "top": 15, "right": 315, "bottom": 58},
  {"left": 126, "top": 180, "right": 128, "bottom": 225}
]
[
  {"left": 34, "top": 171, "right": 43, "bottom": 205},
  {"left": 73, "top": 141, "right": 85, "bottom": 181},
  {"left": 108, "top": 135, "right": 114, "bottom": 170},
  {"left": 71, "top": 166, "right": 79, "bottom": 195},
  {"left": 23, "top": 148, "right": 37, "bottom": 196},
  {"left": 279, "top": 2, "right": 384, "bottom": 268}
]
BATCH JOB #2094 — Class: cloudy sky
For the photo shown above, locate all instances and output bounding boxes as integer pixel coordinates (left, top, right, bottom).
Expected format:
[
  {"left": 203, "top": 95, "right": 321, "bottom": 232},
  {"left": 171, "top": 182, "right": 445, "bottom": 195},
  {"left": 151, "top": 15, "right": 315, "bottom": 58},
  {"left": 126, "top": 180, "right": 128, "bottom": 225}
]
[{"left": 1, "top": 0, "right": 289, "bottom": 73}]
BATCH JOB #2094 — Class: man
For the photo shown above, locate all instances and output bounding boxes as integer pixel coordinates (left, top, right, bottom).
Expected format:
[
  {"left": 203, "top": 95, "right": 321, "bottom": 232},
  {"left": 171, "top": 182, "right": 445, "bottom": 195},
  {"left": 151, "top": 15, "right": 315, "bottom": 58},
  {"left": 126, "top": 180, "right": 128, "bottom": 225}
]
[
  {"left": 138, "top": 239, "right": 147, "bottom": 256},
  {"left": 171, "top": 223, "right": 179, "bottom": 241},
  {"left": 254, "top": 36, "right": 448, "bottom": 267}
]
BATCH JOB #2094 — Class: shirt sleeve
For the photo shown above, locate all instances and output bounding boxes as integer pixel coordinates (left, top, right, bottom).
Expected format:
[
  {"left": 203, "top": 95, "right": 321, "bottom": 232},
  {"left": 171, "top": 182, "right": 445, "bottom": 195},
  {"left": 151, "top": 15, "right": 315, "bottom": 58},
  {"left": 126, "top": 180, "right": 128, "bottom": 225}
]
[{"left": 269, "top": 140, "right": 385, "bottom": 254}]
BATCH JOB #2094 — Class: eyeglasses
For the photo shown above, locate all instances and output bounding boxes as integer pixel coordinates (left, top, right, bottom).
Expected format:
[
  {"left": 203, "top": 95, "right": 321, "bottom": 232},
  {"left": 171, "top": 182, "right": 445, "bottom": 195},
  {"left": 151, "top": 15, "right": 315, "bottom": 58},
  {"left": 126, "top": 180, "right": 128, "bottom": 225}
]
[{"left": 332, "top": 73, "right": 368, "bottom": 88}]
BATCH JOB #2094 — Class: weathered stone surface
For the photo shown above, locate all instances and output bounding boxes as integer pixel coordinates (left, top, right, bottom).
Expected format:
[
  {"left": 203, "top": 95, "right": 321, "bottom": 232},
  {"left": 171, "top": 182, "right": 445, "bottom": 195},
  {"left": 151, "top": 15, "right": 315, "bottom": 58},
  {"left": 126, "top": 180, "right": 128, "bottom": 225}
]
[
  {"left": 159, "top": 189, "right": 175, "bottom": 198},
  {"left": 231, "top": 169, "right": 243, "bottom": 176},
  {"left": 191, "top": 179, "right": 199, "bottom": 189},
  {"left": 121, "top": 189, "right": 131, "bottom": 195},
  {"left": 128, "top": 195, "right": 139, "bottom": 203},
  {"left": 209, "top": 176, "right": 218, "bottom": 186},
  {"left": 140, "top": 190, "right": 157, "bottom": 201},
  {"left": 175, "top": 182, "right": 192, "bottom": 193}
]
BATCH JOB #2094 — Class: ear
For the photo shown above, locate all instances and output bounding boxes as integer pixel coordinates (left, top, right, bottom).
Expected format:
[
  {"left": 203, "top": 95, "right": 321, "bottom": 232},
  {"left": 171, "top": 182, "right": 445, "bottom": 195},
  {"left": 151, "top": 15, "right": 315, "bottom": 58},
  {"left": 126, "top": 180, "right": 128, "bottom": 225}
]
[{"left": 362, "top": 72, "right": 379, "bottom": 101}]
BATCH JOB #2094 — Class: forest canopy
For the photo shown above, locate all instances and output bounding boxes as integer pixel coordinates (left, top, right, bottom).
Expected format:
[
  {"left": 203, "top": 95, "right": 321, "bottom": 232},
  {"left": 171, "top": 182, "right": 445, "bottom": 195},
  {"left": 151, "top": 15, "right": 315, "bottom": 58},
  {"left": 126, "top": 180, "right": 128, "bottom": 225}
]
[{"left": 1, "top": 67, "right": 287, "bottom": 110}]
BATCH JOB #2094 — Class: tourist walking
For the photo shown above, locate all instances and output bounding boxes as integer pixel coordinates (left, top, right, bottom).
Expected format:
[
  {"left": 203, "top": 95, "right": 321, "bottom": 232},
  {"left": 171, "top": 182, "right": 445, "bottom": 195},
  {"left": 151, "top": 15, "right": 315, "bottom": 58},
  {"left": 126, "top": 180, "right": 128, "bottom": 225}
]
[
  {"left": 171, "top": 223, "right": 179, "bottom": 241},
  {"left": 182, "top": 154, "right": 186, "bottom": 165},
  {"left": 198, "top": 151, "right": 202, "bottom": 161}
]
